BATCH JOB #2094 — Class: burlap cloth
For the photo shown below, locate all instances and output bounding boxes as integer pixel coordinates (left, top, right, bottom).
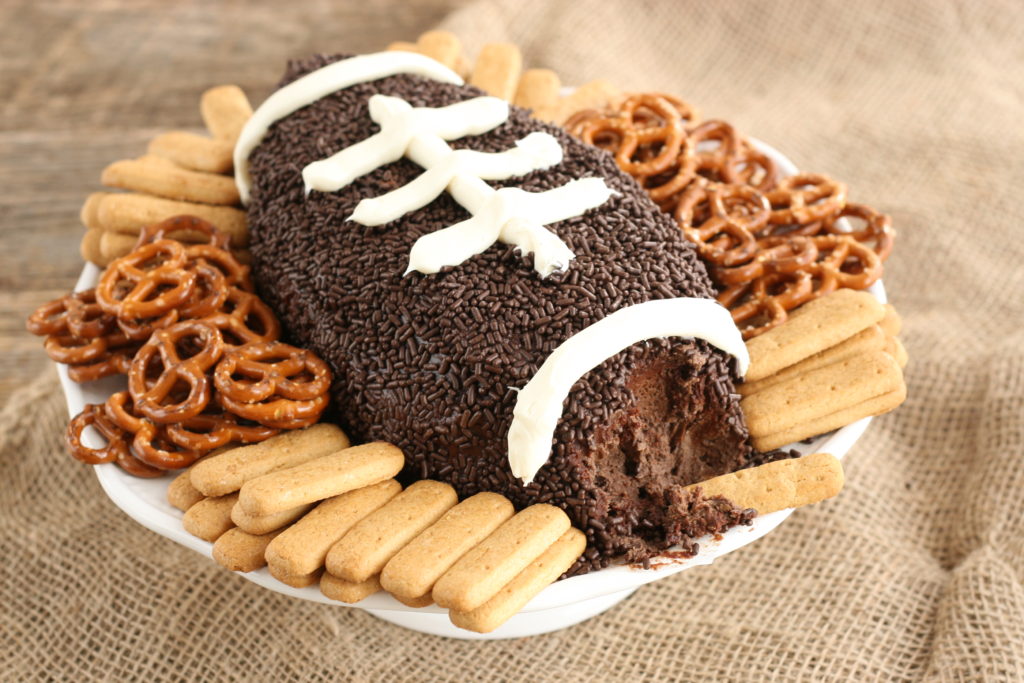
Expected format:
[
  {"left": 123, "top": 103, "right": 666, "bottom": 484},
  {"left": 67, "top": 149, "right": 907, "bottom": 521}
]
[{"left": 3, "top": 0, "right": 1022, "bottom": 680}]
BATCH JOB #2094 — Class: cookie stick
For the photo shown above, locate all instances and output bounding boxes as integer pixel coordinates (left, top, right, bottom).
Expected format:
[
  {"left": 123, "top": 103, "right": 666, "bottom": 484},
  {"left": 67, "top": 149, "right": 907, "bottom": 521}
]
[
  {"left": 415, "top": 30, "right": 461, "bottom": 71},
  {"left": 80, "top": 229, "right": 105, "bottom": 266},
  {"left": 469, "top": 43, "right": 522, "bottom": 101},
  {"left": 101, "top": 155, "right": 240, "bottom": 206},
  {"left": 432, "top": 504, "right": 570, "bottom": 612},
  {"left": 190, "top": 423, "right": 349, "bottom": 497},
  {"left": 93, "top": 192, "right": 249, "bottom": 247},
  {"left": 200, "top": 85, "right": 252, "bottom": 144},
  {"left": 265, "top": 479, "right": 402, "bottom": 578},
  {"left": 80, "top": 192, "right": 108, "bottom": 231},
  {"left": 182, "top": 493, "right": 238, "bottom": 542},
  {"left": 752, "top": 383, "right": 906, "bottom": 452},
  {"left": 324, "top": 480, "right": 458, "bottom": 583},
  {"left": 381, "top": 492, "right": 514, "bottom": 603},
  {"left": 745, "top": 289, "right": 885, "bottom": 382},
  {"left": 742, "top": 350, "right": 904, "bottom": 440},
  {"left": 99, "top": 231, "right": 136, "bottom": 263},
  {"left": 168, "top": 469, "right": 205, "bottom": 512},
  {"left": 320, "top": 572, "right": 382, "bottom": 604},
  {"left": 268, "top": 563, "right": 322, "bottom": 589},
  {"left": 738, "top": 324, "right": 887, "bottom": 396},
  {"left": 238, "top": 442, "right": 404, "bottom": 517},
  {"left": 230, "top": 501, "right": 314, "bottom": 535},
  {"left": 533, "top": 80, "right": 621, "bottom": 125},
  {"left": 212, "top": 527, "right": 284, "bottom": 572},
  {"left": 450, "top": 528, "right": 586, "bottom": 633},
  {"left": 683, "top": 452, "right": 844, "bottom": 514},
  {"left": 514, "top": 69, "right": 561, "bottom": 111},
  {"left": 147, "top": 131, "right": 234, "bottom": 175}
]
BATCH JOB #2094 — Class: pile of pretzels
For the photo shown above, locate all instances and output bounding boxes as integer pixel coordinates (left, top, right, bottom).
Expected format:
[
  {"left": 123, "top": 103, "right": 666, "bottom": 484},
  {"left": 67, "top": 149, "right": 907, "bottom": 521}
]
[
  {"left": 565, "top": 93, "right": 895, "bottom": 339},
  {"left": 27, "top": 215, "right": 332, "bottom": 476}
]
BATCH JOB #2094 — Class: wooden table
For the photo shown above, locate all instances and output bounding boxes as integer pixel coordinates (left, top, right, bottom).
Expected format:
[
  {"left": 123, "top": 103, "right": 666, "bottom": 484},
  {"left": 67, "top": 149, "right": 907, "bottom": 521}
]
[{"left": 0, "top": 0, "right": 470, "bottom": 404}]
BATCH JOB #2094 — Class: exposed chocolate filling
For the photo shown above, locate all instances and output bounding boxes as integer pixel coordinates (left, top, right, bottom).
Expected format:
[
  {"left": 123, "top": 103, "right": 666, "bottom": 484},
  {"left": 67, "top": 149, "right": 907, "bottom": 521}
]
[{"left": 246, "top": 54, "right": 757, "bottom": 574}]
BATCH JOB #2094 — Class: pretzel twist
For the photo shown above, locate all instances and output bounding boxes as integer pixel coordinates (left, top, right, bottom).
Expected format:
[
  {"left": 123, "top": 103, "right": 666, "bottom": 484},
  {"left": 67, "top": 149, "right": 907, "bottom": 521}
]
[
  {"left": 214, "top": 341, "right": 331, "bottom": 429},
  {"left": 128, "top": 320, "right": 225, "bottom": 424}
]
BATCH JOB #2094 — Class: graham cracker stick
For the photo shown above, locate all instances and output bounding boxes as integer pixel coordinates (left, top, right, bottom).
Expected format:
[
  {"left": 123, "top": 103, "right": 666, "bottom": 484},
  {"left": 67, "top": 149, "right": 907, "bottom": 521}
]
[
  {"left": 212, "top": 527, "right": 283, "bottom": 572},
  {"left": 742, "top": 350, "right": 904, "bottom": 442},
  {"left": 238, "top": 442, "right": 405, "bottom": 517},
  {"left": 514, "top": 68, "right": 561, "bottom": 111},
  {"left": 381, "top": 492, "right": 514, "bottom": 603},
  {"left": 101, "top": 155, "right": 240, "bottom": 206},
  {"left": 753, "top": 384, "right": 907, "bottom": 452},
  {"left": 147, "top": 131, "right": 234, "bottom": 174},
  {"left": 449, "top": 528, "right": 586, "bottom": 633},
  {"left": 200, "top": 85, "right": 252, "bottom": 144},
  {"left": 266, "top": 479, "right": 402, "bottom": 578},
  {"left": 93, "top": 192, "right": 248, "bottom": 247},
  {"left": 182, "top": 493, "right": 238, "bottom": 542},
  {"left": 745, "top": 289, "right": 885, "bottom": 382},
  {"left": 684, "top": 453, "right": 844, "bottom": 514},
  {"left": 325, "top": 480, "right": 458, "bottom": 583},
  {"left": 432, "top": 504, "right": 570, "bottom": 613},
  {"left": 469, "top": 43, "right": 522, "bottom": 101},
  {"left": 415, "top": 30, "right": 461, "bottom": 71},
  {"left": 533, "top": 79, "right": 621, "bottom": 125},
  {"left": 231, "top": 501, "right": 314, "bottom": 535},
  {"left": 739, "top": 324, "right": 886, "bottom": 396},
  {"left": 320, "top": 572, "right": 381, "bottom": 604},
  {"left": 190, "top": 424, "right": 350, "bottom": 497}
]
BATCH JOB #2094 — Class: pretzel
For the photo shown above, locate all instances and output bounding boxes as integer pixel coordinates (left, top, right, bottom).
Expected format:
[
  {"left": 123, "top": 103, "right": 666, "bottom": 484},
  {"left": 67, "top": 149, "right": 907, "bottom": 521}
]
[
  {"left": 563, "top": 91, "right": 896, "bottom": 337},
  {"left": 719, "top": 270, "right": 819, "bottom": 340},
  {"left": 712, "top": 235, "right": 820, "bottom": 286},
  {"left": 135, "top": 215, "right": 253, "bottom": 292},
  {"left": 66, "top": 405, "right": 127, "bottom": 465},
  {"left": 67, "top": 402, "right": 164, "bottom": 477},
  {"left": 128, "top": 320, "right": 225, "bottom": 424},
  {"left": 821, "top": 203, "right": 895, "bottom": 261},
  {"left": 95, "top": 239, "right": 197, "bottom": 319},
  {"left": 178, "top": 259, "right": 229, "bottom": 320},
  {"left": 165, "top": 410, "right": 279, "bottom": 452},
  {"left": 214, "top": 341, "right": 331, "bottom": 428},
  {"left": 27, "top": 289, "right": 115, "bottom": 339},
  {"left": 203, "top": 287, "right": 281, "bottom": 347},
  {"left": 66, "top": 345, "right": 138, "bottom": 382},
  {"left": 116, "top": 308, "right": 180, "bottom": 342},
  {"left": 135, "top": 214, "right": 232, "bottom": 251},
  {"left": 104, "top": 391, "right": 203, "bottom": 470},
  {"left": 767, "top": 174, "right": 848, "bottom": 225}
]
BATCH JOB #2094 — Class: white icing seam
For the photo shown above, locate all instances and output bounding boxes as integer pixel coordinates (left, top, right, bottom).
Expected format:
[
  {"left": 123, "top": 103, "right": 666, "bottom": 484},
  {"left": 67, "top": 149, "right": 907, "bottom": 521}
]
[
  {"left": 301, "top": 92, "right": 615, "bottom": 278},
  {"left": 506, "top": 298, "right": 750, "bottom": 484},
  {"left": 233, "top": 52, "right": 464, "bottom": 205}
]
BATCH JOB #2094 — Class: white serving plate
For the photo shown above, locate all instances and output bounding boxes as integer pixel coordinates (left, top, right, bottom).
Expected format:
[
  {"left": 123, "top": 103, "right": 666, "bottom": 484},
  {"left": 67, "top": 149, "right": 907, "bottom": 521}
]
[{"left": 60, "top": 139, "right": 884, "bottom": 639}]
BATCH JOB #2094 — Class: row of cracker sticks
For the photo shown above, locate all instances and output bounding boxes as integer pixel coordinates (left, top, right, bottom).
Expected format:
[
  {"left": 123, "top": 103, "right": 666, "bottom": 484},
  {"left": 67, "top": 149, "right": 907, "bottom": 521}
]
[
  {"left": 166, "top": 424, "right": 584, "bottom": 633},
  {"left": 386, "top": 30, "right": 621, "bottom": 125},
  {"left": 167, "top": 425, "right": 846, "bottom": 634},
  {"left": 79, "top": 86, "right": 253, "bottom": 267},
  {"left": 740, "top": 289, "right": 909, "bottom": 452}
]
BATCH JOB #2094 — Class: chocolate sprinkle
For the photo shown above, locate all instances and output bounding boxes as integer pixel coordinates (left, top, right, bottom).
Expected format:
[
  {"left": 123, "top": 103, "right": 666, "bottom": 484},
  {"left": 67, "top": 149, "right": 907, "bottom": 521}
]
[{"left": 247, "top": 54, "right": 757, "bottom": 574}]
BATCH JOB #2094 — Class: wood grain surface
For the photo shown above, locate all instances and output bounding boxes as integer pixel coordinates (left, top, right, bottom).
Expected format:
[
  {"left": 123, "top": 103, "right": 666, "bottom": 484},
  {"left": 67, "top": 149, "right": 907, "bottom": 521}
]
[{"left": 0, "top": 0, "right": 471, "bottom": 404}]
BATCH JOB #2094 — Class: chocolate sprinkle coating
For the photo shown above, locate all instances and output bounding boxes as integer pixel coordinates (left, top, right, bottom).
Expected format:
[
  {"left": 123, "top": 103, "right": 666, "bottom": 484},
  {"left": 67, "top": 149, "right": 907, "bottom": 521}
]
[{"left": 247, "top": 55, "right": 756, "bottom": 574}]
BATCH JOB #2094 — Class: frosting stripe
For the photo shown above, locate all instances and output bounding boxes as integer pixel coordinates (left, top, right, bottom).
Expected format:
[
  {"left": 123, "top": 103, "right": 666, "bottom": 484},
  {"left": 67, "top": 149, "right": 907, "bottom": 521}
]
[{"left": 507, "top": 298, "right": 750, "bottom": 484}]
